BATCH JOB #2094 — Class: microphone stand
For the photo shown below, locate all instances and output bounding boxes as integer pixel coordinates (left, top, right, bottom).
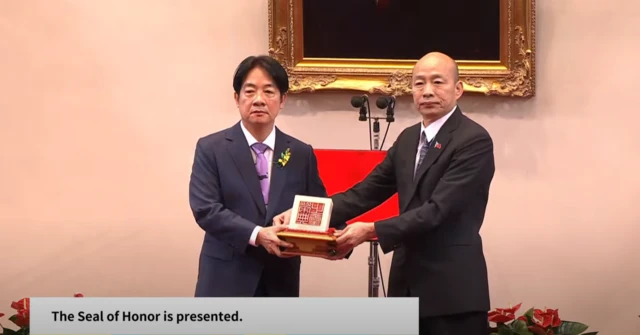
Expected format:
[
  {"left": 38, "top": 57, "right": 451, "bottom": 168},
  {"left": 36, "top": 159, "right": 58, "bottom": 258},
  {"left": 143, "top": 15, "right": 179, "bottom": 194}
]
[
  {"left": 368, "top": 118, "right": 381, "bottom": 298},
  {"left": 352, "top": 95, "right": 393, "bottom": 298}
]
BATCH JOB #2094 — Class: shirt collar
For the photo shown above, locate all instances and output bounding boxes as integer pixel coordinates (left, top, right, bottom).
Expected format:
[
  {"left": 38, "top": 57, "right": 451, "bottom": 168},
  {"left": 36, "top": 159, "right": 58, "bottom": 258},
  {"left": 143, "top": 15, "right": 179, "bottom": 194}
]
[
  {"left": 421, "top": 105, "right": 457, "bottom": 142},
  {"left": 240, "top": 122, "right": 276, "bottom": 150}
]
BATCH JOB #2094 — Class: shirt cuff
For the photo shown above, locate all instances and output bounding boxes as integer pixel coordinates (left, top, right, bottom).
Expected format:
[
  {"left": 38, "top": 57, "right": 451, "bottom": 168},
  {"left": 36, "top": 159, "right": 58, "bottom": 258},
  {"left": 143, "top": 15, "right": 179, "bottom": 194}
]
[{"left": 249, "top": 226, "right": 262, "bottom": 246}]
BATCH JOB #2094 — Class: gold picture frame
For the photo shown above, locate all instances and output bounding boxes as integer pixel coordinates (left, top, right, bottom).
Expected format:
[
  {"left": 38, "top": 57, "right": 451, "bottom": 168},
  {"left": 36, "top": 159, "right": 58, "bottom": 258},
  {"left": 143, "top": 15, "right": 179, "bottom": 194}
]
[{"left": 268, "top": 0, "right": 536, "bottom": 97}]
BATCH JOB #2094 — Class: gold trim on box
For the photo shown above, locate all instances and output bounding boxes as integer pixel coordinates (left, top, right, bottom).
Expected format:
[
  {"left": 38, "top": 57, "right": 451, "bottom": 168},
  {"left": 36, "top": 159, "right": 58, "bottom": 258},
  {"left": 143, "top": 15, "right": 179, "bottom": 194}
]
[
  {"left": 268, "top": 0, "right": 536, "bottom": 97},
  {"left": 277, "top": 230, "right": 338, "bottom": 258}
]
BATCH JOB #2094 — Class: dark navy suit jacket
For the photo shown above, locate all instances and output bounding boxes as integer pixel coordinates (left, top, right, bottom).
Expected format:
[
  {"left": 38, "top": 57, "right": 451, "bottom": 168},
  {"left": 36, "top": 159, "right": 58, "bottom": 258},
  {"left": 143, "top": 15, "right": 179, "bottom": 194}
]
[{"left": 189, "top": 122, "right": 336, "bottom": 297}]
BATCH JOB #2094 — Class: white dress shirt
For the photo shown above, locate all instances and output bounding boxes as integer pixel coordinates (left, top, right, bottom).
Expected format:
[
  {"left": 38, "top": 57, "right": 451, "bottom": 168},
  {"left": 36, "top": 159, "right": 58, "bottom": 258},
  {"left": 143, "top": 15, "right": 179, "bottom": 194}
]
[
  {"left": 414, "top": 105, "right": 457, "bottom": 174},
  {"left": 240, "top": 122, "right": 276, "bottom": 247}
]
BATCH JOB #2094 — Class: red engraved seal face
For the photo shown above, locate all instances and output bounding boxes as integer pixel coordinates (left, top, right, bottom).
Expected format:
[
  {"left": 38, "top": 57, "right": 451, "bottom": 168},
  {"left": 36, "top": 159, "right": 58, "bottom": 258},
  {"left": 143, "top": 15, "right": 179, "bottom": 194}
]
[{"left": 294, "top": 201, "right": 325, "bottom": 226}]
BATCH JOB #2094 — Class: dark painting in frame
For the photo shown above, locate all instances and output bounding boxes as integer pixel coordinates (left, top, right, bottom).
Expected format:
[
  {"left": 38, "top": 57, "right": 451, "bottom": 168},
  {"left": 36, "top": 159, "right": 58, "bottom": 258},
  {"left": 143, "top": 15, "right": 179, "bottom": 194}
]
[{"left": 268, "top": 0, "right": 536, "bottom": 97}]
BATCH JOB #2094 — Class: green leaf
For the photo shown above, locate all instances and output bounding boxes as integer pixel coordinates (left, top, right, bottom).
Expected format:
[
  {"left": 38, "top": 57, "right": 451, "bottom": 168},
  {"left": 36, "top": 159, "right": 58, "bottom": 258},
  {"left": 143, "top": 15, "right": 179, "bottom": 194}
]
[
  {"left": 523, "top": 307, "right": 535, "bottom": 320},
  {"left": 528, "top": 326, "right": 550, "bottom": 335},
  {"left": 555, "top": 321, "right": 589, "bottom": 335},
  {"left": 6, "top": 315, "right": 21, "bottom": 329},
  {"left": 1, "top": 327, "right": 21, "bottom": 335},
  {"left": 498, "top": 326, "right": 517, "bottom": 335},
  {"left": 495, "top": 322, "right": 534, "bottom": 335},
  {"left": 513, "top": 320, "right": 534, "bottom": 335},
  {"left": 518, "top": 308, "right": 535, "bottom": 326}
]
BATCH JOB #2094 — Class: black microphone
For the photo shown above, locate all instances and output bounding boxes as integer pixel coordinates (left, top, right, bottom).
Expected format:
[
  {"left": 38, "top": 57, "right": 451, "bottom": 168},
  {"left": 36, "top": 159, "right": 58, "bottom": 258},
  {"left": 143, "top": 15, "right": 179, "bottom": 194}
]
[
  {"left": 351, "top": 95, "right": 369, "bottom": 121},
  {"left": 376, "top": 96, "right": 396, "bottom": 122},
  {"left": 351, "top": 95, "right": 367, "bottom": 108}
]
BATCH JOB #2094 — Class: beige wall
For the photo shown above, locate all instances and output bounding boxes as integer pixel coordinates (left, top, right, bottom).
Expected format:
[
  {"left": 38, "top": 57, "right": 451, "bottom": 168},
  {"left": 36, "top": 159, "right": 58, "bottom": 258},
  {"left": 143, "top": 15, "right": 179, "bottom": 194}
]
[{"left": 1, "top": 0, "right": 639, "bottom": 334}]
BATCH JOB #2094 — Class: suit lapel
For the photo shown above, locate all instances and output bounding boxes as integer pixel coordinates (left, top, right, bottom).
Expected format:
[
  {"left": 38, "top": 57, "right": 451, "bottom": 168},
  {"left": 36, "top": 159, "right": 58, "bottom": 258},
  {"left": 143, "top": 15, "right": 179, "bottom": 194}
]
[
  {"left": 404, "top": 124, "right": 422, "bottom": 183},
  {"left": 226, "top": 123, "right": 266, "bottom": 216},
  {"left": 266, "top": 128, "right": 290, "bottom": 221},
  {"left": 396, "top": 124, "right": 421, "bottom": 213},
  {"left": 403, "top": 108, "right": 462, "bottom": 212}
]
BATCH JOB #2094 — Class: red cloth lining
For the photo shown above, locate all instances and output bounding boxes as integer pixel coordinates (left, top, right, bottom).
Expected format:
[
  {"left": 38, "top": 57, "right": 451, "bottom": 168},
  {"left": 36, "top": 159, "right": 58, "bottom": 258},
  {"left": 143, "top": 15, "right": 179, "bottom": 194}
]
[{"left": 314, "top": 149, "right": 399, "bottom": 225}]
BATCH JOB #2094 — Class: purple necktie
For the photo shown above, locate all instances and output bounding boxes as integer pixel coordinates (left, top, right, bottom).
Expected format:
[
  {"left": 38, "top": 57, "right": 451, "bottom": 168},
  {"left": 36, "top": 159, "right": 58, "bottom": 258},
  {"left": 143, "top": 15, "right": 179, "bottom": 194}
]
[{"left": 251, "top": 142, "right": 270, "bottom": 205}]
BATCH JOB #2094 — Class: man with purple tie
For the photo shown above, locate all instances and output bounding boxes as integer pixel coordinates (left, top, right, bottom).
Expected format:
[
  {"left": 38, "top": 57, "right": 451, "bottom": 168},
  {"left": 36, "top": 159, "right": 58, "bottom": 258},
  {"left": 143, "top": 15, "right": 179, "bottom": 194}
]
[{"left": 188, "top": 55, "right": 342, "bottom": 297}]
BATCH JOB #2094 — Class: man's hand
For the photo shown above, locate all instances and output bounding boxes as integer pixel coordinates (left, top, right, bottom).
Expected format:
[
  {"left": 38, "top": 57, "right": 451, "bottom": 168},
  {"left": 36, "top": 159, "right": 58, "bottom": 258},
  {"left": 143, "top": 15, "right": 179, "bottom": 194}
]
[
  {"left": 320, "top": 247, "right": 352, "bottom": 261},
  {"left": 334, "top": 222, "right": 376, "bottom": 254},
  {"left": 272, "top": 209, "right": 292, "bottom": 226},
  {"left": 256, "top": 225, "right": 295, "bottom": 257}
]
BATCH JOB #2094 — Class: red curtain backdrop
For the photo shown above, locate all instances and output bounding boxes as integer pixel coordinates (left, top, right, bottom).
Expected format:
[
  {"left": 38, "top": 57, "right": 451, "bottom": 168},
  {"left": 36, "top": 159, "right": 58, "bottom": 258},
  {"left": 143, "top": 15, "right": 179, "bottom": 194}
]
[{"left": 314, "top": 149, "right": 399, "bottom": 224}]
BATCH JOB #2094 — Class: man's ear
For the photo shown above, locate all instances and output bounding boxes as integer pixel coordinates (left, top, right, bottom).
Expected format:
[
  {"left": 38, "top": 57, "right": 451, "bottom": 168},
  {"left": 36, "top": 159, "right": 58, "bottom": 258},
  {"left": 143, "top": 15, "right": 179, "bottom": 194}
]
[
  {"left": 280, "top": 93, "right": 288, "bottom": 109},
  {"left": 234, "top": 92, "right": 239, "bottom": 107},
  {"left": 455, "top": 80, "right": 464, "bottom": 99}
]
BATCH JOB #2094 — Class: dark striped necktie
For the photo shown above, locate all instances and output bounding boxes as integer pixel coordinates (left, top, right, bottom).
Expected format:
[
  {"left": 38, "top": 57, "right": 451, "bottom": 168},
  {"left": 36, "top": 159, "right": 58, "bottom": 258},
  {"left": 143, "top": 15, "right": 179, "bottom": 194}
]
[{"left": 415, "top": 131, "right": 431, "bottom": 178}]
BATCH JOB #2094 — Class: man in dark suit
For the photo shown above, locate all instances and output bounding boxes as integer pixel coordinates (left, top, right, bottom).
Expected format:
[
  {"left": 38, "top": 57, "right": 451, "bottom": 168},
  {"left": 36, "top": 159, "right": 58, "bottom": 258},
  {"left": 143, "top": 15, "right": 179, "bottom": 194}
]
[
  {"left": 188, "top": 55, "right": 340, "bottom": 297},
  {"left": 333, "top": 52, "right": 494, "bottom": 334},
  {"left": 275, "top": 52, "right": 494, "bottom": 334}
]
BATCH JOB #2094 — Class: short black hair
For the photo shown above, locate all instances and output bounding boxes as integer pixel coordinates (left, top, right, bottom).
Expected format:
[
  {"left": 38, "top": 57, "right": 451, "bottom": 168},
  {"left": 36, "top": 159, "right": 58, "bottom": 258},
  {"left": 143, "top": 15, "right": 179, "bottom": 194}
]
[{"left": 232, "top": 55, "right": 289, "bottom": 96}]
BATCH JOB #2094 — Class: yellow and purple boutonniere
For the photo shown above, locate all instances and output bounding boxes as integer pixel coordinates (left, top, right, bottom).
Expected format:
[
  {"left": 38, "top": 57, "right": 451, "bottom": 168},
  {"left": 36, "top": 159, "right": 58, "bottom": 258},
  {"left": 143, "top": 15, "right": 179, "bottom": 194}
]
[{"left": 277, "top": 148, "right": 291, "bottom": 168}]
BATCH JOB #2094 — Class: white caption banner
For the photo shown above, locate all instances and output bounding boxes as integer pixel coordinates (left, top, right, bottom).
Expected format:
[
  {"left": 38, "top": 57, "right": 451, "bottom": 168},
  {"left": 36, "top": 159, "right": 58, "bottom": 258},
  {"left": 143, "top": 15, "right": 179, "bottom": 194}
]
[{"left": 30, "top": 297, "right": 418, "bottom": 334}]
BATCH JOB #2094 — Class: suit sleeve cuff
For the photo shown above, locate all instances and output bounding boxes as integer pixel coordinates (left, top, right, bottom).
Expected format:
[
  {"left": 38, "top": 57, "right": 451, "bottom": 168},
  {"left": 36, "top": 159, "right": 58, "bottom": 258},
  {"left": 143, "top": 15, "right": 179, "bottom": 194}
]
[
  {"left": 373, "top": 221, "right": 397, "bottom": 253},
  {"left": 249, "top": 226, "right": 262, "bottom": 246}
]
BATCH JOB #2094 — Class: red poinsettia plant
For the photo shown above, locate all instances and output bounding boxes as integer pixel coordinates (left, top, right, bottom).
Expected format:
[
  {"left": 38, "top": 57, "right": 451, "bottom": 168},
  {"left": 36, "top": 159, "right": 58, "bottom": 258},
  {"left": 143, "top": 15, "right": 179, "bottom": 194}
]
[
  {"left": 488, "top": 303, "right": 598, "bottom": 335},
  {"left": 0, "top": 293, "right": 83, "bottom": 335}
]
